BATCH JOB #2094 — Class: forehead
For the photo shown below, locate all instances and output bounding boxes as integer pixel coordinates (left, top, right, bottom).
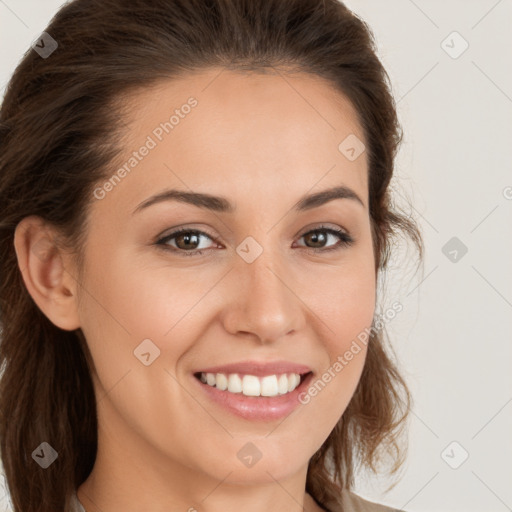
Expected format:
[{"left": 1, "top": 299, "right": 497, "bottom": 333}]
[{"left": 99, "top": 67, "right": 368, "bottom": 218}]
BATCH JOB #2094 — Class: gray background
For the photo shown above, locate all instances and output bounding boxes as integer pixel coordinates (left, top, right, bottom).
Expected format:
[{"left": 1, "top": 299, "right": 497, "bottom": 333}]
[{"left": 1, "top": 1, "right": 511, "bottom": 511}]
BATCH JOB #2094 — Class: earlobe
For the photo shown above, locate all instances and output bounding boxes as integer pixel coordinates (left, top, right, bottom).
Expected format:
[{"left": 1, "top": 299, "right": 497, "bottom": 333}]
[{"left": 13, "top": 215, "right": 81, "bottom": 331}]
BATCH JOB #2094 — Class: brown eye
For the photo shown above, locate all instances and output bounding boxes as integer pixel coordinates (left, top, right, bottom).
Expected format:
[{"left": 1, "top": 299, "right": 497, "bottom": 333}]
[
  {"left": 303, "top": 231, "right": 328, "bottom": 248},
  {"left": 174, "top": 232, "right": 201, "bottom": 250},
  {"left": 155, "top": 225, "right": 354, "bottom": 258},
  {"left": 156, "top": 228, "right": 216, "bottom": 256},
  {"left": 297, "top": 226, "right": 354, "bottom": 252}
]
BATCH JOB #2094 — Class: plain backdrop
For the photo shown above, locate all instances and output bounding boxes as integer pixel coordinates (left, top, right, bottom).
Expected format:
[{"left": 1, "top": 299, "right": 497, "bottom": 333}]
[{"left": 1, "top": 1, "right": 511, "bottom": 511}]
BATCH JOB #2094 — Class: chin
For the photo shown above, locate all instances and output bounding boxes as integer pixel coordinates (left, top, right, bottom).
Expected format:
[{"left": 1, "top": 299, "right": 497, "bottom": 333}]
[{"left": 203, "top": 445, "right": 308, "bottom": 485}]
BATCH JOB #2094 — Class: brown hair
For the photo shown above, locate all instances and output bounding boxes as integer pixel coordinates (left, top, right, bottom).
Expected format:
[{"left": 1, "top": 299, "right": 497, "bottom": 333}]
[{"left": 0, "top": 0, "right": 423, "bottom": 510}]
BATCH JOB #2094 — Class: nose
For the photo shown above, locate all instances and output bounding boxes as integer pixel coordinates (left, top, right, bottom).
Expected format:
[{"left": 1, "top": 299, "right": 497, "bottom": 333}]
[{"left": 221, "top": 248, "right": 306, "bottom": 344}]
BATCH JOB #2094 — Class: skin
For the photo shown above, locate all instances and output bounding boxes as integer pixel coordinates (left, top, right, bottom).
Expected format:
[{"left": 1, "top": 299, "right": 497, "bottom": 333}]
[{"left": 14, "top": 67, "right": 376, "bottom": 512}]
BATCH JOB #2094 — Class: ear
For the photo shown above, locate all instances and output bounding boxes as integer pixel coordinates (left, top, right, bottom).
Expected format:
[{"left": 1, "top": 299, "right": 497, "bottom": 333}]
[{"left": 13, "top": 215, "right": 81, "bottom": 331}]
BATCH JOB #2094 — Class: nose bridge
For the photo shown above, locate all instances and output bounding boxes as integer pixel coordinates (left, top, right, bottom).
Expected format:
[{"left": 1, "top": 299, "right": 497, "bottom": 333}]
[{"left": 224, "top": 243, "right": 304, "bottom": 342}]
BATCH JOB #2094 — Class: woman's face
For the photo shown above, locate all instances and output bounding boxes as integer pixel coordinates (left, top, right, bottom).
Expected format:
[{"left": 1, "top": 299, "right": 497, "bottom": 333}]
[{"left": 75, "top": 68, "right": 376, "bottom": 488}]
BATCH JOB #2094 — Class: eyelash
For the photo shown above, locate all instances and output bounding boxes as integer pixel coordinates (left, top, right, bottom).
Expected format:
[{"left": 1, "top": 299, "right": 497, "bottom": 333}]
[{"left": 155, "top": 225, "right": 354, "bottom": 257}]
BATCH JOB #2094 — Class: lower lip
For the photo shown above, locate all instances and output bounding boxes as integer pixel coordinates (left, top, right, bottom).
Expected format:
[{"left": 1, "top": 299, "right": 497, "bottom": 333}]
[{"left": 193, "top": 372, "right": 314, "bottom": 421}]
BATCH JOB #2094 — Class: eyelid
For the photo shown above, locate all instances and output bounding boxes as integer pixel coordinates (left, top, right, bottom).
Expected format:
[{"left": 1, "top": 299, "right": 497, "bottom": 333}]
[{"left": 157, "top": 225, "right": 217, "bottom": 242}]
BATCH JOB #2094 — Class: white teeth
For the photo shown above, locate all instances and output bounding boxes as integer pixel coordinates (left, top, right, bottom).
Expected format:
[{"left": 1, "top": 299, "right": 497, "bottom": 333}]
[
  {"left": 287, "top": 372, "right": 300, "bottom": 392},
  {"left": 242, "top": 375, "right": 260, "bottom": 396},
  {"left": 199, "top": 371, "right": 304, "bottom": 397},
  {"left": 216, "top": 373, "right": 228, "bottom": 390},
  {"left": 277, "top": 374, "right": 288, "bottom": 394},
  {"left": 261, "top": 375, "right": 278, "bottom": 397},
  {"left": 227, "top": 373, "right": 242, "bottom": 393}
]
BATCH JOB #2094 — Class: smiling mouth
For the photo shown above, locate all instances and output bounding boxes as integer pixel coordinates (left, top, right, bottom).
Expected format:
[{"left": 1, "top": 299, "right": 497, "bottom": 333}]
[{"left": 193, "top": 371, "right": 312, "bottom": 398}]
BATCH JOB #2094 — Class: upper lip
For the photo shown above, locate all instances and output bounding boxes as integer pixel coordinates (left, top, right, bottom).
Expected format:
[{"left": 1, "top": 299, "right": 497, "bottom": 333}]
[{"left": 194, "top": 360, "right": 312, "bottom": 377}]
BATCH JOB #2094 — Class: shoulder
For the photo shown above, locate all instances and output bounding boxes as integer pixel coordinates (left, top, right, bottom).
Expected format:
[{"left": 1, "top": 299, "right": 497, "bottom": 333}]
[{"left": 324, "top": 489, "right": 406, "bottom": 512}]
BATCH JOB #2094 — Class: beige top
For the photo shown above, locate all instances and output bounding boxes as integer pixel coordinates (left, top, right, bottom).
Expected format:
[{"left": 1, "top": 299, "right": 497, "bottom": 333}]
[
  {"left": 70, "top": 489, "right": 404, "bottom": 512},
  {"left": 70, "top": 492, "right": 85, "bottom": 512},
  {"left": 325, "top": 489, "right": 404, "bottom": 512}
]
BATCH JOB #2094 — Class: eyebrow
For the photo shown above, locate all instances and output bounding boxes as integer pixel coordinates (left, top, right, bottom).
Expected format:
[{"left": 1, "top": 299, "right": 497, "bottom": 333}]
[{"left": 132, "top": 185, "right": 365, "bottom": 215}]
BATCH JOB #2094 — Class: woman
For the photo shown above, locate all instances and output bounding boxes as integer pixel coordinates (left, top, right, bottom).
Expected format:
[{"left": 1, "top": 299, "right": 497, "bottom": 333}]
[{"left": 0, "top": 0, "right": 423, "bottom": 511}]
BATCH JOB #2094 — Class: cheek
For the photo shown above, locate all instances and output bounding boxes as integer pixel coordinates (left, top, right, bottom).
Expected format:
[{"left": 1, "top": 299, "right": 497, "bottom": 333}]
[
  {"left": 304, "top": 250, "right": 376, "bottom": 352},
  {"left": 328, "top": 268, "right": 375, "bottom": 351},
  {"left": 295, "top": 251, "right": 375, "bottom": 425},
  {"left": 78, "top": 246, "right": 214, "bottom": 349}
]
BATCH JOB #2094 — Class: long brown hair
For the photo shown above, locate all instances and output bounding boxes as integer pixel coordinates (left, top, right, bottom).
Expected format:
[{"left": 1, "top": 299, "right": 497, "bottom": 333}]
[{"left": 0, "top": 1, "right": 424, "bottom": 510}]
